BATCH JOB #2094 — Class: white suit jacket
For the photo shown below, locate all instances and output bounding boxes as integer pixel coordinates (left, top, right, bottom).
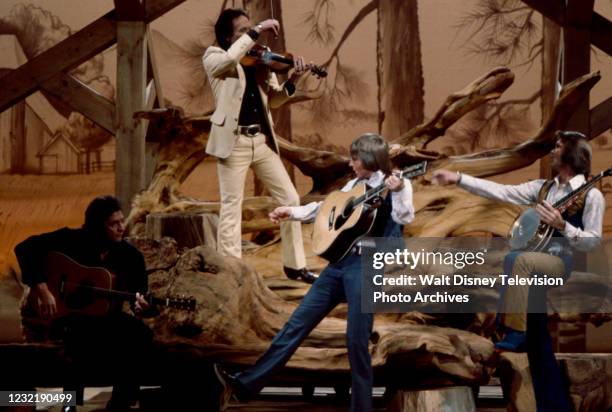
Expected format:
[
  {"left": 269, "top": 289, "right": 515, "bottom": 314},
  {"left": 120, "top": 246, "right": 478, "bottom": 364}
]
[{"left": 202, "top": 33, "right": 294, "bottom": 159}]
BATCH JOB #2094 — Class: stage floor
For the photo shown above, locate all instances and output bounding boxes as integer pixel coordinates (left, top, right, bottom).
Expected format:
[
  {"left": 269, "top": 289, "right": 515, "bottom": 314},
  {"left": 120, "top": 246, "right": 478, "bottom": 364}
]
[{"left": 35, "top": 385, "right": 506, "bottom": 411}]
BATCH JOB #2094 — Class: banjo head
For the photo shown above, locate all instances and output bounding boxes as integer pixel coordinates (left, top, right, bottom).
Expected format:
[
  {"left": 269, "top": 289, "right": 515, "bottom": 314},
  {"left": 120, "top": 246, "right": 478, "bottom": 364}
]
[{"left": 508, "top": 208, "right": 541, "bottom": 250}]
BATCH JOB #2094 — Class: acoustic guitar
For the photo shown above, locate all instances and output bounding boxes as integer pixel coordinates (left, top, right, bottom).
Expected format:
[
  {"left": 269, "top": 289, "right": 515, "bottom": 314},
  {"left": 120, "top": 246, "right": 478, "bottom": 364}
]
[
  {"left": 40, "top": 251, "right": 196, "bottom": 319},
  {"left": 508, "top": 167, "right": 611, "bottom": 251},
  {"left": 312, "top": 161, "right": 427, "bottom": 263}
]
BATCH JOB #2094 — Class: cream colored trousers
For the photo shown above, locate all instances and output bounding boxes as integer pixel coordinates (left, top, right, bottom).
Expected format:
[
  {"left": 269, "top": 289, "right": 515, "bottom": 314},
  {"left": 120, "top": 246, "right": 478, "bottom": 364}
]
[
  {"left": 501, "top": 252, "right": 566, "bottom": 331},
  {"left": 216, "top": 133, "right": 306, "bottom": 270}
]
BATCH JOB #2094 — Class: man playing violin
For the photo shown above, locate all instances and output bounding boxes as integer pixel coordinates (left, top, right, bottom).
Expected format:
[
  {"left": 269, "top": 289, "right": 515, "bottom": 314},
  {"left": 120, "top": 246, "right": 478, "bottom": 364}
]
[
  {"left": 432, "top": 131, "right": 604, "bottom": 412},
  {"left": 204, "top": 8, "right": 317, "bottom": 283},
  {"left": 15, "top": 195, "right": 154, "bottom": 412}
]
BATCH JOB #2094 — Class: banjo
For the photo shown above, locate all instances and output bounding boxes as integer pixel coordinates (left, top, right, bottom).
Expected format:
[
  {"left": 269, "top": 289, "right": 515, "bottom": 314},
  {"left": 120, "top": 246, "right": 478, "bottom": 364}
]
[{"left": 508, "top": 167, "right": 611, "bottom": 251}]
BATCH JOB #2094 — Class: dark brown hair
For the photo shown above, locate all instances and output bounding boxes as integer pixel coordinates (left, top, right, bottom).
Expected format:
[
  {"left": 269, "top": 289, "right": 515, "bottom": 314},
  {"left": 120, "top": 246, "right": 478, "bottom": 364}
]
[
  {"left": 215, "top": 8, "right": 249, "bottom": 50},
  {"left": 83, "top": 195, "right": 122, "bottom": 234},
  {"left": 350, "top": 133, "right": 391, "bottom": 175},
  {"left": 556, "top": 130, "right": 591, "bottom": 176}
]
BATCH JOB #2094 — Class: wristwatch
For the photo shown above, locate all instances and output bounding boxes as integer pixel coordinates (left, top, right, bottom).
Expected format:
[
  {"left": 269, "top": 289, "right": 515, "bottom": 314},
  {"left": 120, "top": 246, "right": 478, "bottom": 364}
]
[{"left": 256, "top": 23, "right": 263, "bottom": 32}]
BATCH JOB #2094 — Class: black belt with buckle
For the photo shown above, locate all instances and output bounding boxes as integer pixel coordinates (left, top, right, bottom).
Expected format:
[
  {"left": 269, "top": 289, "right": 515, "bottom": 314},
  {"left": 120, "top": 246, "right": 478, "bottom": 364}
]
[{"left": 238, "top": 124, "right": 262, "bottom": 137}]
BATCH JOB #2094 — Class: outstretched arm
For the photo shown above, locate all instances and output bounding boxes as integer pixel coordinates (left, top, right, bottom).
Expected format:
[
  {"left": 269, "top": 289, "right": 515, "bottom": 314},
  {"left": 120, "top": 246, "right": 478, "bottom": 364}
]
[
  {"left": 270, "top": 202, "right": 321, "bottom": 223},
  {"left": 432, "top": 169, "right": 542, "bottom": 205}
]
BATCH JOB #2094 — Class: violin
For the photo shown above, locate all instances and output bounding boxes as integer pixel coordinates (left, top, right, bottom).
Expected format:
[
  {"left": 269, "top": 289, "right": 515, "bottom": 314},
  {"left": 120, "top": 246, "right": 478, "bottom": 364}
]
[{"left": 241, "top": 44, "right": 327, "bottom": 78}]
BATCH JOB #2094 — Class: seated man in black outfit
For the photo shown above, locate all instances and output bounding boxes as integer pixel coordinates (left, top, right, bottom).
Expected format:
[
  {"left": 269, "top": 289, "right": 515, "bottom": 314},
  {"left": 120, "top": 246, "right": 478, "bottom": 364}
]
[{"left": 15, "top": 195, "right": 154, "bottom": 412}]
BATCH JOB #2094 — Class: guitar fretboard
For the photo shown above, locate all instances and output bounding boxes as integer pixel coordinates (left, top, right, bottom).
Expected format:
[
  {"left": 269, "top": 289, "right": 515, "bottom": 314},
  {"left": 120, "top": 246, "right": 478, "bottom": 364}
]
[{"left": 349, "top": 161, "right": 427, "bottom": 209}]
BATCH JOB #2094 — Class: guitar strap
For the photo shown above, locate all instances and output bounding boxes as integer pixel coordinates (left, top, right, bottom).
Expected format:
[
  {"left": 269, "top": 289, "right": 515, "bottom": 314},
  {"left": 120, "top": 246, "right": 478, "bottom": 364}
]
[
  {"left": 536, "top": 178, "right": 589, "bottom": 217},
  {"left": 350, "top": 176, "right": 390, "bottom": 199},
  {"left": 351, "top": 178, "right": 376, "bottom": 191}
]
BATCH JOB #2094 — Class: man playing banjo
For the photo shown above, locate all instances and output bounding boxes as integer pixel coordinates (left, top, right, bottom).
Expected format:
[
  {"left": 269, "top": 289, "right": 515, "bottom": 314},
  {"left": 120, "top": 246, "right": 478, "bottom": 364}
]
[{"left": 433, "top": 130, "right": 605, "bottom": 412}]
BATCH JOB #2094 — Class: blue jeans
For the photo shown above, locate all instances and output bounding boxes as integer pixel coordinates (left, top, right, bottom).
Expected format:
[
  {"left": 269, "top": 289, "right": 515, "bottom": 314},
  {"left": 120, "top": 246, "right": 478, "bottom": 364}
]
[
  {"left": 502, "top": 251, "right": 572, "bottom": 412},
  {"left": 237, "top": 252, "right": 373, "bottom": 411}
]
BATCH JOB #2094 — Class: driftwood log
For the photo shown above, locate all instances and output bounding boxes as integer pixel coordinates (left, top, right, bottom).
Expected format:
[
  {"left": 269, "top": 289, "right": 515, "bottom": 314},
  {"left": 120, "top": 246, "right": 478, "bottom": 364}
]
[
  {"left": 134, "top": 237, "right": 496, "bottom": 388},
  {"left": 145, "top": 212, "right": 218, "bottom": 250},
  {"left": 131, "top": 235, "right": 611, "bottom": 388},
  {"left": 127, "top": 68, "right": 601, "bottom": 240},
  {"left": 387, "top": 387, "right": 476, "bottom": 412},
  {"left": 498, "top": 352, "right": 612, "bottom": 412}
]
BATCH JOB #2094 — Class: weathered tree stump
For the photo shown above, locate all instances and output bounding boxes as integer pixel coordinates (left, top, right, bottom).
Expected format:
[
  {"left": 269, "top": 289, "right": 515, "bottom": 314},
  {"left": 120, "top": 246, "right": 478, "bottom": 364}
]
[
  {"left": 559, "top": 354, "right": 611, "bottom": 412},
  {"left": 498, "top": 352, "right": 612, "bottom": 412},
  {"left": 387, "top": 386, "right": 476, "bottom": 412},
  {"left": 145, "top": 212, "right": 218, "bottom": 250},
  {"left": 498, "top": 352, "right": 536, "bottom": 412},
  {"left": 130, "top": 237, "right": 496, "bottom": 388}
]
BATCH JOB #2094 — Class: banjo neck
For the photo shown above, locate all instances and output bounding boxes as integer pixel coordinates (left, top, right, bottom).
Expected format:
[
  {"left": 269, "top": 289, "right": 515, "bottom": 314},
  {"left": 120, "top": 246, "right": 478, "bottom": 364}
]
[{"left": 552, "top": 169, "right": 610, "bottom": 211}]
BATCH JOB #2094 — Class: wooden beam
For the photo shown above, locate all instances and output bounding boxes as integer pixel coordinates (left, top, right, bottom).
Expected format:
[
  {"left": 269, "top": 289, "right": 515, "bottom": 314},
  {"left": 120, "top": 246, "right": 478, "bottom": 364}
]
[
  {"left": 0, "top": 0, "right": 186, "bottom": 113},
  {"left": 520, "top": 0, "right": 565, "bottom": 26},
  {"left": 144, "top": 0, "right": 187, "bottom": 23},
  {"left": 115, "top": 0, "right": 146, "bottom": 21},
  {"left": 0, "top": 13, "right": 116, "bottom": 113},
  {"left": 539, "top": 16, "right": 561, "bottom": 180},
  {"left": 40, "top": 74, "right": 116, "bottom": 134},
  {"left": 520, "top": 0, "right": 612, "bottom": 56},
  {"left": 563, "top": 0, "right": 593, "bottom": 84},
  {"left": 591, "top": 13, "right": 612, "bottom": 56},
  {"left": 143, "top": 25, "right": 164, "bottom": 182},
  {"left": 146, "top": 26, "right": 165, "bottom": 107},
  {"left": 116, "top": 21, "right": 148, "bottom": 212},
  {"left": 563, "top": 0, "right": 593, "bottom": 134},
  {"left": 590, "top": 97, "right": 612, "bottom": 138},
  {"left": 10, "top": 101, "right": 26, "bottom": 173}
]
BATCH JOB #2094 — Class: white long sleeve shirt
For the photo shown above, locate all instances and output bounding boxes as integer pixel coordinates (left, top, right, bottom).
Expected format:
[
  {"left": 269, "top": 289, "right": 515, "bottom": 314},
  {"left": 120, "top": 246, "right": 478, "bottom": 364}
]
[
  {"left": 458, "top": 173, "right": 605, "bottom": 251},
  {"left": 289, "top": 170, "right": 415, "bottom": 225}
]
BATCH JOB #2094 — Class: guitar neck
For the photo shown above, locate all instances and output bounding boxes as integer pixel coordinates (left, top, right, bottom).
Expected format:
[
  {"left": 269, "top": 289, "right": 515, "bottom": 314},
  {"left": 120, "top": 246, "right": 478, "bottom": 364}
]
[
  {"left": 351, "top": 161, "right": 427, "bottom": 207},
  {"left": 72, "top": 283, "right": 192, "bottom": 310},
  {"left": 76, "top": 283, "right": 137, "bottom": 302}
]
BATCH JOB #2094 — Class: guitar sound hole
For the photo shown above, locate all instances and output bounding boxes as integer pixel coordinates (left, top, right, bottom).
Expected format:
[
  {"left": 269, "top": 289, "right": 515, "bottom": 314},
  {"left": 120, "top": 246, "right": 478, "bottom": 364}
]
[
  {"left": 334, "top": 199, "right": 354, "bottom": 230},
  {"left": 341, "top": 198, "right": 355, "bottom": 219},
  {"left": 328, "top": 207, "right": 336, "bottom": 230},
  {"left": 335, "top": 213, "right": 348, "bottom": 231}
]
